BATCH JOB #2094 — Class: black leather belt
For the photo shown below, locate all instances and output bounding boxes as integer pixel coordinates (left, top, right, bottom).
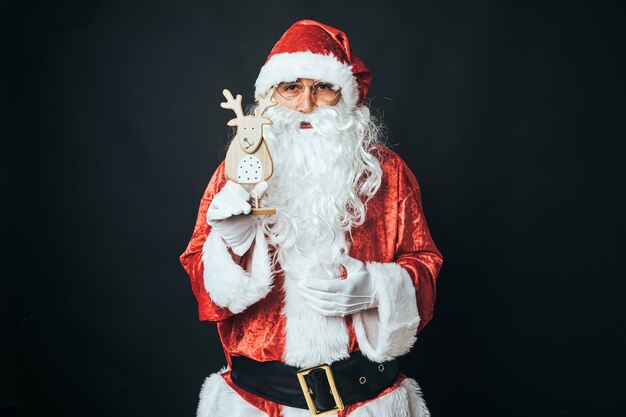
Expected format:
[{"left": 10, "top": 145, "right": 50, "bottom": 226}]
[{"left": 230, "top": 352, "right": 399, "bottom": 416}]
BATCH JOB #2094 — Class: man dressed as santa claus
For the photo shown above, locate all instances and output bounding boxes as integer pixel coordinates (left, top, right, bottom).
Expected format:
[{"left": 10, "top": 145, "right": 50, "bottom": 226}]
[{"left": 180, "top": 20, "right": 443, "bottom": 417}]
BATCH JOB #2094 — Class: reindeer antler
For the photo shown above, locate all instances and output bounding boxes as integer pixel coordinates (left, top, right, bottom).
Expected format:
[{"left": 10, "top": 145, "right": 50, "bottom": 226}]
[
  {"left": 220, "top": 89, "right": 244, "bottom": 118},
  {"left": 257, "top": 87, "right": 277, "bottom": 116}
]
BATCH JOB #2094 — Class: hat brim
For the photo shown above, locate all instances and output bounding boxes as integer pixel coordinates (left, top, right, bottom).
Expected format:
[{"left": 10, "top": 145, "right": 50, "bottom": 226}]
[{"left": 254, "top": 51, "right": 359, "bottom": 108}]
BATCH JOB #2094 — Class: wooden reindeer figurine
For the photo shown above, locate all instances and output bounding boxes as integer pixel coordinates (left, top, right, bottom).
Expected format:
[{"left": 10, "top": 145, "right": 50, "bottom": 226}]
[{"left": 221, "top": 88, "right": 277, "bottom": 215}]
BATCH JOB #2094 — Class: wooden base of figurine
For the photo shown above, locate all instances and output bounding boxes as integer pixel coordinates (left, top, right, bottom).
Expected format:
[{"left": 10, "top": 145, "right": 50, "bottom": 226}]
[{"left": 251, "top": 207, "right": 276, "bottom": 216}]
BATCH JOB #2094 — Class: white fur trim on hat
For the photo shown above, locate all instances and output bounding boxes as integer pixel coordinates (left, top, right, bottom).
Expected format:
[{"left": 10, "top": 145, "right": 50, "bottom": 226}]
[{"left": 254, "top": 51, "right": 360, "bottom": 108}]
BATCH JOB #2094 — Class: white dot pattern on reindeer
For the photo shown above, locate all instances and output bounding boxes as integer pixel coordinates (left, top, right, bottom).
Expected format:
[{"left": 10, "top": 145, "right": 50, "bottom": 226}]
[{"left": 237, "top": 155, "right": 263, "bottom": 184}]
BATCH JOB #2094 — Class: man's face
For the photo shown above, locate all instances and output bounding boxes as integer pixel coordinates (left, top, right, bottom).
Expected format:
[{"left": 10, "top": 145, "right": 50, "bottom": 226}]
[{"left": 271, "top": 78, "right": 341, "bottom": 129}]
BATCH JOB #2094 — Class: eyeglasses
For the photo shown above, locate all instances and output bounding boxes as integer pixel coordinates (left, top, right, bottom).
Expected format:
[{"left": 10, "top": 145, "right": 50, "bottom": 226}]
[{"left": 274, "top": 79, "right": 341, "bottom": 104}]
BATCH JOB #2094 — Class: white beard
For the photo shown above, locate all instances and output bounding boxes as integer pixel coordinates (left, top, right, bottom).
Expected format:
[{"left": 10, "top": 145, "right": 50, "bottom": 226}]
[
  {"left": 260, "top": 102, "right": 383, "bottom": 279},
  {"left": 253, "top": 102, "right": 383, "bottom": 367}
]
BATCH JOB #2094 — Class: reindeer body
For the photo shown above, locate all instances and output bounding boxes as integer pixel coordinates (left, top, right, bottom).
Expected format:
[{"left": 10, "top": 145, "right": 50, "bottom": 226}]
[
  {"left": 226, "top": 141, "right": 272, "bottom": 184},
  {"left": 221, "top": 89, "right": 276, "bottom": 185}
]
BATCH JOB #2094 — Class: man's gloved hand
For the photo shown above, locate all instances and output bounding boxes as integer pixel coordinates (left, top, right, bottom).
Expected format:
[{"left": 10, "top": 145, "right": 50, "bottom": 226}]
[
  {"left": 206, "top": 181, "right": 268, "bottom": 256},
  {"left": 298, "top": 254, "right": 378, "bottom": 317}
]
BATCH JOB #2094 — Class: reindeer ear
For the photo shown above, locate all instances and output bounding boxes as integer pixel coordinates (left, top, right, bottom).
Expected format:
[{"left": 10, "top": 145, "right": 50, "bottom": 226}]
[
  {"left": 262, "top": 118, "right": 272, "bottom": 125},
  {"left": 227, "top": 118, "right": 239, "bottom": 126}
]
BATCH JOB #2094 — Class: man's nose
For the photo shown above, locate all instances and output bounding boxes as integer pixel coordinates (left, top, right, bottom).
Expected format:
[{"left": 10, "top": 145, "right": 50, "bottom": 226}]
[{"left": 296, "top": 88, "right": 317, "bottom": 114}]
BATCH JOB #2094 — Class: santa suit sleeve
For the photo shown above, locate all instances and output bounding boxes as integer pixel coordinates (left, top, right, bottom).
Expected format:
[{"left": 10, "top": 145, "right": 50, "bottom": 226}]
[
  {"left": 353, "top": 156, "right": 443, "bottom": 362},
  {"left": 179, "top": 162, "right": 274, "bottom": 322}
]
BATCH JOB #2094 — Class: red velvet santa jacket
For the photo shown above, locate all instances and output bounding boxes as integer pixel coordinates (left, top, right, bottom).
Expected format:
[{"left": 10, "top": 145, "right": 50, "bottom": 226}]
[{"left": 180, "top": 147, "right": 443, "bottom": 416}]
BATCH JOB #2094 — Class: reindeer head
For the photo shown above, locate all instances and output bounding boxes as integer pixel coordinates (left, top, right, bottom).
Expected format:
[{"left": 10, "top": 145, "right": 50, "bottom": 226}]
[{"left": 221, "top": 88, "right": 276, "bottom": 154}]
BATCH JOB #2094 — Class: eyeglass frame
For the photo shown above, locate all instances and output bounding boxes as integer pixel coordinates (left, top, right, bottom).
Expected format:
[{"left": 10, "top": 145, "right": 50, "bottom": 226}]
[{"left": 272, "top": 78, "right": 342, "bottom": 104}]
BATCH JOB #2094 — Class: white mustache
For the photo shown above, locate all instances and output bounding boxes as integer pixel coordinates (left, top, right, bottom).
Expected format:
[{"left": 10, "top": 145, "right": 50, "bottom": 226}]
[{"left": 264, "top": 104, "right": 354, "bottom": 138}]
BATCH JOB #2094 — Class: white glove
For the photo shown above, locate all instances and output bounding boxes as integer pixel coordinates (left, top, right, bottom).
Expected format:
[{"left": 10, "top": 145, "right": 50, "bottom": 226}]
[
  {"left": 298, "top": 254, "right": 378, "bottom": 317},
  {"left": 206, "top": 181, "right": 268, "bottom": 256}
]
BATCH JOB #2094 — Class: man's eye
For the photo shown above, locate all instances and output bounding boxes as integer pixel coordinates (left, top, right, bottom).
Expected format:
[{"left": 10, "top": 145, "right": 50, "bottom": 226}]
[{"left": 284, "top": 84, "right": 299, "bottom": 91}]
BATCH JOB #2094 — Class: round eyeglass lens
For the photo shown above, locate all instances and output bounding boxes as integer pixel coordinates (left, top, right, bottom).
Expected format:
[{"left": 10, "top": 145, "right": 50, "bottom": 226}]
[
  {"left": 276, "top": 82, "right": 303, "bottom": 100},
  {"left": 314, "top": 82, "right": 340, "bottom": 102},
  {"left": 275, "top": 81, "right": 341, "bottom": 102}
]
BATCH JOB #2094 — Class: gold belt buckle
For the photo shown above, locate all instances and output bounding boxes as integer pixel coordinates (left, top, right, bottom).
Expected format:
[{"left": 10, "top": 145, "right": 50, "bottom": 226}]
[{"left": 296, "top": 364, "right": 345, "bottom": 416}]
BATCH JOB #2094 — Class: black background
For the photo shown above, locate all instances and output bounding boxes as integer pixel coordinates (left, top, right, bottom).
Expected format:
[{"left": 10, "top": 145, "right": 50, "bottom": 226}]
[{"left": 2, "top": 1, "right": 624, "bottom": 416}]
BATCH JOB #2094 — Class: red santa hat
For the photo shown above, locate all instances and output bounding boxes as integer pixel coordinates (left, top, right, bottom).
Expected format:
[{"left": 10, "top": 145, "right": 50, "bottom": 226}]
[{"left": 254, "top": 20, "right": 372, "bottom": 108}]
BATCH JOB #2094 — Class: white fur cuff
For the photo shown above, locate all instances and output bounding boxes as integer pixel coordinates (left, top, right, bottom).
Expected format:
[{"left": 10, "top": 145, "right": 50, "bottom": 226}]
[
  {"left": 352, "top": 262, "right": 420, "bottom": 362},
  {"left": 201, "top": 227, "right": 273, "bottom": 314}
]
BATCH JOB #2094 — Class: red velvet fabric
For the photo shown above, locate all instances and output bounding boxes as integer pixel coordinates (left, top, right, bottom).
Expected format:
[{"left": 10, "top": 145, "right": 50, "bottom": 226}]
[{"left": 179, "top": 146, "right": 443, "bottom": 415}]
